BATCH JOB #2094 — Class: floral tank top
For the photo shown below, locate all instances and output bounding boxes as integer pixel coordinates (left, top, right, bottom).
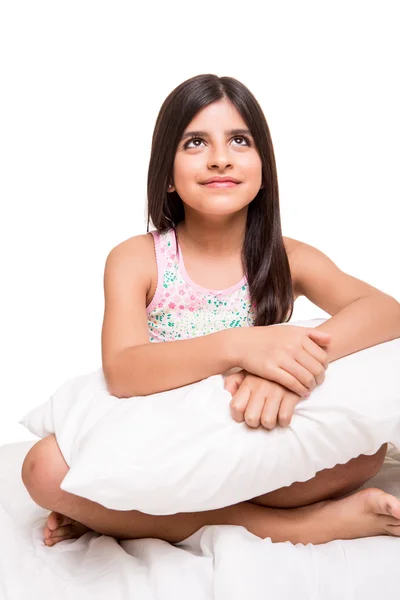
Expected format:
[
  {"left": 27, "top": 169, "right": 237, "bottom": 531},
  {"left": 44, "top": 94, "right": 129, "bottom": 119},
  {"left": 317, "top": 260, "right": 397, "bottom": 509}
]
[{"left": 146, "top": 228, "right": 256, "bottom": 343}]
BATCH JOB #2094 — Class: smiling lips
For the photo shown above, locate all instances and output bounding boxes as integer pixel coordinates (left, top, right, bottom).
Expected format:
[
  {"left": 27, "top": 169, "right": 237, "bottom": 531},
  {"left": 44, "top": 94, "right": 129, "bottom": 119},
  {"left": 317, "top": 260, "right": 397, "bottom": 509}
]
[
  {"left": 204, "top": 181, "right": 239, "bottom": 188},
  {"left": 201, "top": 177, "right": 241, "bottom": 189}
]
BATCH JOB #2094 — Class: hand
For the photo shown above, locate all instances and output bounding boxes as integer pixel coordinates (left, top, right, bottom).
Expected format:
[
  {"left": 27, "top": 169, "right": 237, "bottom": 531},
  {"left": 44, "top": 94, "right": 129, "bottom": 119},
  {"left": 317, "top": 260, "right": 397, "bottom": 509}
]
[
  {"left": 224, "top": 369, "right": 307, "bottom": 430},
  {"left": 233, "top": 325, "right": 331, "bottom": 397}
]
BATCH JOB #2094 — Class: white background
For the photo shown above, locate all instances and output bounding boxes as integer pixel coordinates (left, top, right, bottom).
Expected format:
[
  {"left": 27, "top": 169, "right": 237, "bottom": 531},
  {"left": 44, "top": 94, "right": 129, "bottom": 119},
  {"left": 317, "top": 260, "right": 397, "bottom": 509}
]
[{"left": 1, "top": 1, "right": 399, "bottom": 445}]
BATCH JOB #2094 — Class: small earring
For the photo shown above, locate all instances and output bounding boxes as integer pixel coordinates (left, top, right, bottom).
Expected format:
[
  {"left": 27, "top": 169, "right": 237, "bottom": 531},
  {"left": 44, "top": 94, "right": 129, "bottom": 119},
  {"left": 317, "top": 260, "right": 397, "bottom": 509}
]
[{"left": 168, "top": 184, "right": 172, "bottom": 189}]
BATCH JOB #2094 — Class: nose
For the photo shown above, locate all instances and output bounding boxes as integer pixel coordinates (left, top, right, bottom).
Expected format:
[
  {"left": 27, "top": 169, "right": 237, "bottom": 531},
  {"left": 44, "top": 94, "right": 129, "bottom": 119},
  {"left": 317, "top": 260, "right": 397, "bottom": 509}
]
[{"left": 207, "top": 142, "right": 233, "bottom": 170}]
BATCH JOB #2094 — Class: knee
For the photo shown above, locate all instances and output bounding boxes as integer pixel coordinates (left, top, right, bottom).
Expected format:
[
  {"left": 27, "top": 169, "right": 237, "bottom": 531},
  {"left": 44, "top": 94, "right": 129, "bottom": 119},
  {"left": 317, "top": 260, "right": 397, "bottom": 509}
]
[{"left": 21, "top": 434, "right": 68, "bottom": 507}]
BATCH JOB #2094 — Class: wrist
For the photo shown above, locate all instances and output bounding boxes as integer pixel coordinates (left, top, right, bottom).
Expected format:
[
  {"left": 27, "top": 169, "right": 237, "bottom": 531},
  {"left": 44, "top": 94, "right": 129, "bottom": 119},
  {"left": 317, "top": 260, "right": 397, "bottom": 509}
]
[{"left": 220, "top": 327, "right": 244, "bottom": 370}]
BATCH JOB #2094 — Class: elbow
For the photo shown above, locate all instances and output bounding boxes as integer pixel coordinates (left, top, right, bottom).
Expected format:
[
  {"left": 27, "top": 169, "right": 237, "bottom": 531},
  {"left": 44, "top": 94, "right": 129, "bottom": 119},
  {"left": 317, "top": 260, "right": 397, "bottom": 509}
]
[
  {"left": 108, "top": 385, "right": 124, "bottom": 399},
  {"left": 103, "top": 365, "right": 140, "bottom": 399},
  {"left": 103, "top": 365, "right": 124, "bottom": 399}
]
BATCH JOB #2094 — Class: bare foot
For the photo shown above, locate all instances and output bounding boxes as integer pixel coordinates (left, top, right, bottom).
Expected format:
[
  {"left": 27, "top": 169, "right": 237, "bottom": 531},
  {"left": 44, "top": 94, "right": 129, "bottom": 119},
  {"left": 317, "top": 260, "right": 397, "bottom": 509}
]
[
  {"left": 283, "top": 487, "right": 400, "bottom": 545},
  {"left": 44, "top": 511, "right": 92, "bottom": 547},
  {"left": 43, "top": 488, "right": 400, "bottom": 547}
]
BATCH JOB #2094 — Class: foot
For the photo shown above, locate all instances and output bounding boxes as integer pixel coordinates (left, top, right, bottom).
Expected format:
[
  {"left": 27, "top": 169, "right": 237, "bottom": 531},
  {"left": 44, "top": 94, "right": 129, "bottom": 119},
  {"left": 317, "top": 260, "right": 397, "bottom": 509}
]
[
  {"left": 44, "top": 511, "right": 92, "bottom": 547},
  {"left": 283, "top": 487, "right": 400, "bottom": 545}
]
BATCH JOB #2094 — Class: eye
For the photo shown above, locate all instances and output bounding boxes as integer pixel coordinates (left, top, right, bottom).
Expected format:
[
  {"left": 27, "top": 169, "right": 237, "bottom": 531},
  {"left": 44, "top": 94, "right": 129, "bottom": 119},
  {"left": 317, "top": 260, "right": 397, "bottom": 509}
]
[
  {"left": 183, "top": 135, "right": 252, "bottom": 150},
  {"left": 232, "top": 136, "right": 251, "bottom": 146},
  {"left": 183, "top": 137, "right": 205, "bottom": 149}
]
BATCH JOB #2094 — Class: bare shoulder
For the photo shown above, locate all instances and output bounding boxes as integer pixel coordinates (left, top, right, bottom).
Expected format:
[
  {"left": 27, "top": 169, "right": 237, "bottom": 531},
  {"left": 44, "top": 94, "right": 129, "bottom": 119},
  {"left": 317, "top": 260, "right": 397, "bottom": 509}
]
[
  {"left": 282, "top": 236, "right": 300, "bottom": 256},
  {"left": 106, "top": 233, "right": 155, "bottom": 295},
  {"left": 111, "top": 232, "right": 154, "bottom": 252}
]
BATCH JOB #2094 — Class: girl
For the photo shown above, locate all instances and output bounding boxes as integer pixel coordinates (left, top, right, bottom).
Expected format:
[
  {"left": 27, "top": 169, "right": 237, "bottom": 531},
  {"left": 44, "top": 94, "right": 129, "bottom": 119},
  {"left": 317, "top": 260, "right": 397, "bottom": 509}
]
[{"left": 22, "top": 74, "right": 400, "bottom": 547}]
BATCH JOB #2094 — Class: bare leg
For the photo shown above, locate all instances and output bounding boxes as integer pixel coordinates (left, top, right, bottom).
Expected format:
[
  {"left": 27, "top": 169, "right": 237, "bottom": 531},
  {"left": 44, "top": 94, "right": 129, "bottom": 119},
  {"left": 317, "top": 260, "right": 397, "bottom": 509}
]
[
  {"left": 21, "top": 436, "right": 400, "bottom": 546},
  {"left": 249, "top": 443, "right": 388, "bottom": 508}
]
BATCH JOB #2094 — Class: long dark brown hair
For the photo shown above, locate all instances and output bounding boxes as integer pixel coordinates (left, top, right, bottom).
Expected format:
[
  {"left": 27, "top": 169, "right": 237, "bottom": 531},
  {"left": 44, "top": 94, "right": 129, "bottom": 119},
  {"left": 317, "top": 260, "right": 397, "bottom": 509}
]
[{"left": 146, "top": 74, "right": 294, "bottom": 326}]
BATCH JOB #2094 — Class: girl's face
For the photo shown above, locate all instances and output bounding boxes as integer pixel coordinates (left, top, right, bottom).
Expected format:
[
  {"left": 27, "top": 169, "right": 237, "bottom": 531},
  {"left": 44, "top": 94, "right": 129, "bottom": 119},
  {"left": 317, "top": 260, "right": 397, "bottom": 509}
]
[{"left": 170, "top": 98, "right": 263, "bottom": 217}]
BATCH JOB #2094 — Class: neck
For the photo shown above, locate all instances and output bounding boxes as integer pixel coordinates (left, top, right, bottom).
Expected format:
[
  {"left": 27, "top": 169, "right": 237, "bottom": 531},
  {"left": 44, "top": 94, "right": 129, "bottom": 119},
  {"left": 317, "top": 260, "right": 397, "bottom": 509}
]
[{"left": 175, "top": 210, "right": 248, "bottom": 259}]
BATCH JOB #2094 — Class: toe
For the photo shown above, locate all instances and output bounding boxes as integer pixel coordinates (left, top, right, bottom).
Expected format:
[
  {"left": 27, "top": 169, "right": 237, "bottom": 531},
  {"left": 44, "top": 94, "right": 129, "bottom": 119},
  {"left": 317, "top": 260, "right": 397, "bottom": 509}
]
[
  {"left": 45, "top": 537, "right": 56, "bottom": 546},
  {"left": 44, "top": 526, "right": 81, "bottom": 546},
  {"left": 368, "top": 489, "right": 400, "bottom": 519},
  {"left": 48, "top": 524, "right": 75, "bottom": 539},
  {"left": 47, "top": 511, "right": 62, "bottom": 530},
  {"left": 47, "top": 511, "right": 73, "bottom": 531},
  {"left": 384, "top": 496, "right": 400, "bottom": 519},
  {"left": 45, "top": 535, "right": 70, "bottom": 547}
]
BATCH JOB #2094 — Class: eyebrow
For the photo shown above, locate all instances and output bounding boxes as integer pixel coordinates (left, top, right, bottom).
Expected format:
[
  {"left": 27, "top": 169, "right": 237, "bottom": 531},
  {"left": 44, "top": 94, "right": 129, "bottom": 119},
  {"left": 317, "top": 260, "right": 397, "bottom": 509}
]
[{"left": 181, "top": 128, "right": 252, "bottom": 141}]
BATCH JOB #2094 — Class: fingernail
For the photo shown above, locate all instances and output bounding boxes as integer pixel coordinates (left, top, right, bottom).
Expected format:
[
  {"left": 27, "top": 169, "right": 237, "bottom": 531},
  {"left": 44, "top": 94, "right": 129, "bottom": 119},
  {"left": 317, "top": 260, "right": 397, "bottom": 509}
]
[{"left": 303, "top": 392, "right": 310, "bottom": 398}]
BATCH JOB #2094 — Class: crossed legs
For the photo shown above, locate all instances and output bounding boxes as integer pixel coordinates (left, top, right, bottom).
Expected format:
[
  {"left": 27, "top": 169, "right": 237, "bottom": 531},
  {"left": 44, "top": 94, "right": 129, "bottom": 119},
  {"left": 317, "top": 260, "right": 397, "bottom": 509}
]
[{"left": 21, "top": 434, "right": 395, "bottom": 545}]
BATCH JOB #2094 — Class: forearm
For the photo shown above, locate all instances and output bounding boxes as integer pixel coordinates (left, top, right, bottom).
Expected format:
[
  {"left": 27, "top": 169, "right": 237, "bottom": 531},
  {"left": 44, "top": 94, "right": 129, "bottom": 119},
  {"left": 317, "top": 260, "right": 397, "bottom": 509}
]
[
  {"left": 315, "top": 293, "right": 400, "bottom": 363},
  {"left": 108, "top": 328, "right": 238, "bottom": 398}
]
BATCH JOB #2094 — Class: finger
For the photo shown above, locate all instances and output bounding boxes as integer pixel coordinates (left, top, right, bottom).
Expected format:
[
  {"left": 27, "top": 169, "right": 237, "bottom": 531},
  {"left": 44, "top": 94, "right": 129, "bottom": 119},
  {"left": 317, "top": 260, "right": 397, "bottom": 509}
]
[
  {"left": 295, "top": 349, "right": 326, "bottom": 386},
  {"left": 264, "top": 365, "right": 311, "bottom": 397},
  {"left": 224, "top": 373, "right": 245, "bottom": 396},
  {"left": 303, "top": 336, "right": 330, "bottom": 369},
  {"left": 243, "top": 391, "right": 267, "bottom": 428},
  {"left": 278, "top": 394, "right": 298, "bottom": 427},
  {"left": 307, "top": 329, "right": 331, "bottom": 346},
  {"left": 274, "top": 356, "right": 318, "bottom": 393},
  {"left": 230, "top": 385, "right": 251, "bottom": 422},
  {"left": 260, "top": 393, "right": 283, "bottom": 430}
]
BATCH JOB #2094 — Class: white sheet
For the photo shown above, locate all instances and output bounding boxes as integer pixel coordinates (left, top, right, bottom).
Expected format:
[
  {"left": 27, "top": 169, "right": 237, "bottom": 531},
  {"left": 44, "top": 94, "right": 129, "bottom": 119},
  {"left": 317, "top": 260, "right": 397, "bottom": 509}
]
[{"left": 1, "top": 440, "right": 400, "bottom": 599}]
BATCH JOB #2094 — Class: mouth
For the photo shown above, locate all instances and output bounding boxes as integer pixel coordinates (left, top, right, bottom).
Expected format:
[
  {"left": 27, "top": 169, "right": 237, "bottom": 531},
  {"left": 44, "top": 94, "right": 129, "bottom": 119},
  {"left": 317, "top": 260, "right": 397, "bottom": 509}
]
[{"left": 201, "top": 181, "right": 241, "bottom": 189}]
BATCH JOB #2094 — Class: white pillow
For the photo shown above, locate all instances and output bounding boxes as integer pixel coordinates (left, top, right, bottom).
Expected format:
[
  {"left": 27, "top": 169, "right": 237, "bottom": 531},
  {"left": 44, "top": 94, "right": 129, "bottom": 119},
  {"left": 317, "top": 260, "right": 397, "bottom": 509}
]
[{"left": 19, "top": 318, "right": 400, "bottom": 515}]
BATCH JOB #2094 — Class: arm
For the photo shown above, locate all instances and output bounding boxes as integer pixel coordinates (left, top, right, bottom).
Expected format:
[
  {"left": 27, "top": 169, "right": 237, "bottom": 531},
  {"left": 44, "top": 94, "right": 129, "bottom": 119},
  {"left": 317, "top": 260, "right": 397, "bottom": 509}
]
[
  {"left": 109, "top": 329, "right": 238, "bottom": 398},
  {"left": 102, "top": 237, "right": 240, "bottom": 399},
  {"left": 315, "top": 293, "right": 400, "bottom": 363},
  {"left": 291, "top": 239, "right": 400, "bottom": 364}
]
